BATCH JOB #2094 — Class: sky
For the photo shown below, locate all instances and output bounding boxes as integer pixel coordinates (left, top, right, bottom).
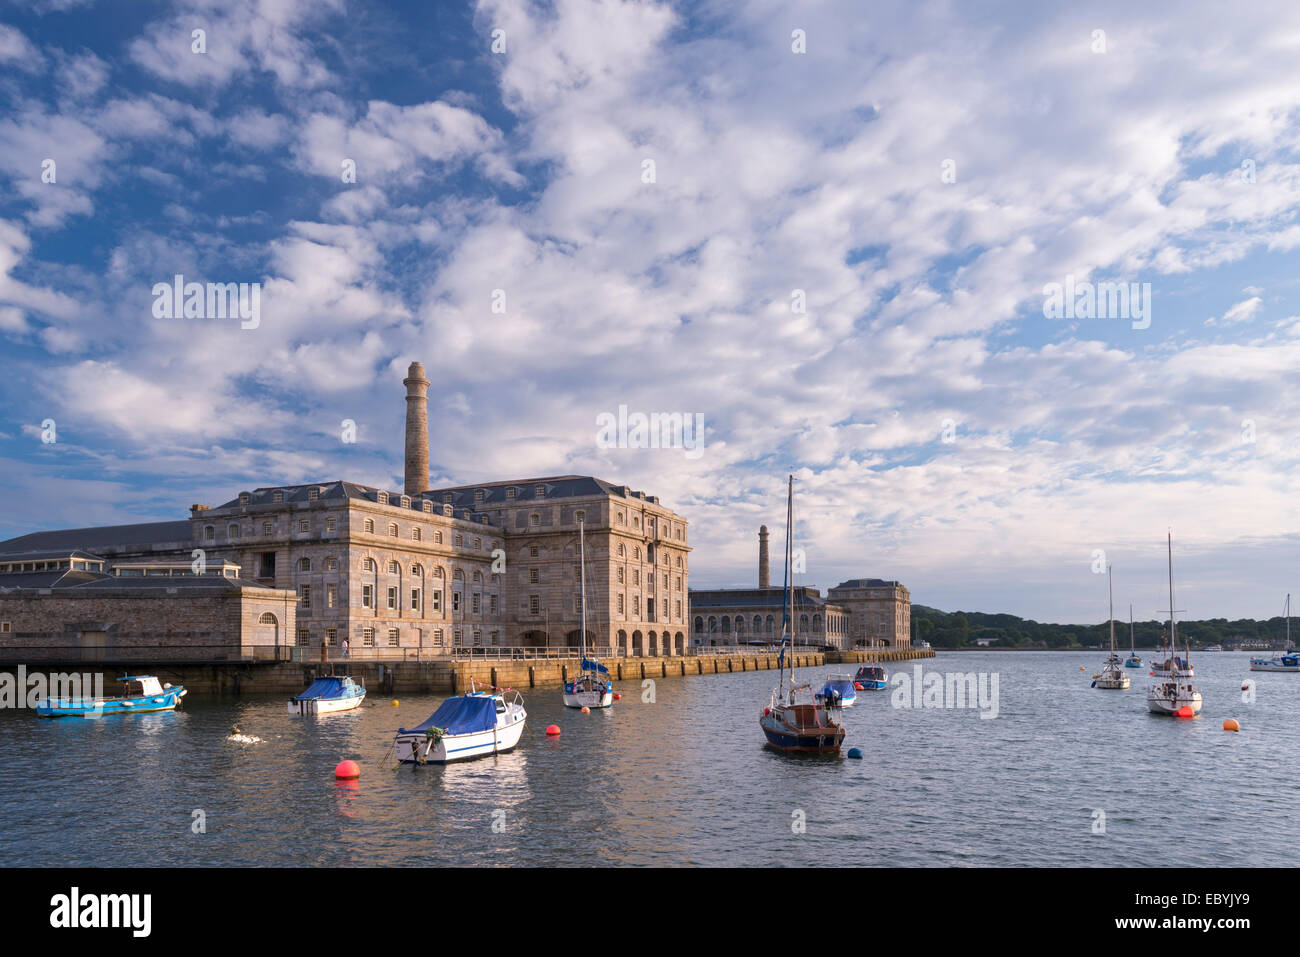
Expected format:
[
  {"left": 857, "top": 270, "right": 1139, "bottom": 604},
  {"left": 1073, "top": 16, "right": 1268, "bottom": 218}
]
[{"left": 3, "top": 0, "right": 1300, "bottom": 624}]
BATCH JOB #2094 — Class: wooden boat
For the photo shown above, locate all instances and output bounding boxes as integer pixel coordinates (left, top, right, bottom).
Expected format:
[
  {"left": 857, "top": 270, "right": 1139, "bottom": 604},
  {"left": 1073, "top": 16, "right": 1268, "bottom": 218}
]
[
  {"left": 758, "top": 475, "right": 846, "bottom": 755},
  {"left": 36, "top": 675, "right": 185, "bottom": 718},
  {"left": 288, "top": 675, "right": 366, "bottom": 714}
]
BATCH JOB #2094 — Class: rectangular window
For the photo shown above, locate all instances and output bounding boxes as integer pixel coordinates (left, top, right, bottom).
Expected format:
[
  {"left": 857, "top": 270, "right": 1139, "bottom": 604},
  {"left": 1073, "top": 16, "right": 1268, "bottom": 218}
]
[
  {"left": 262, "top": 521, "right": 272, "bottom": 535},
  {"left": 298, "top": 520, "right": 309, "bottom": 533},
  {"left": 617, "top": 594, "right": 625, "bottom": 615},
  {"left": 472, "top": 593, "right": 481, "bottom": 614},
  {"left": 0, "top": 622, "right": 9, "bottom": 634},
  {"left": 387, "top": 586, "right": 397, "bottom": 610},
  {"left": 473, "top": 629, "right": 482, "bottom": 646},
  {"left": 675, "top": 600, "right": 682, "bottom": 619},
  {"left": 325, "top": 628, "right": 336, "bottom": 646},
  {"left": 327, "top": 584, "right": 337, "bottom": 609},
  {"left": 432, "top": 590, "right": 442, "bottom": 612},
  {"left": 663, "top": 598, "right": 669, "bottom": 618},
  {"left": 326, "top": 517, "right": 336, "bottom": 532},
  {"left": 362, "top": 584, "right": 373, "bottom": 608},
  {"left": 617, "top": 567, "right": 624, "bottom": 584},
  {"left": 489, "top": 594, "right": 497, "bottom": 614},
  {"left": 433, "top": 629, "right": 444, "bottom": 645},
  {"left": 297, "top": 628, "right": 309, "bottom": 646},
  {"left": 452, "top": 591, "right": 461, "bottom": 612},
  {"left": 326, "top": 556, "right": 338, "bottom": 571},
  {"left": 529, "top": 567, "right": 539, "bottom": 584},
  {"left": 411, "top": 588, "right": 421, "bottom": 611},
  {"left": 388, "top": 628, "right": 399, "bottom": 647},
  {"left": 529, "top": 594, "right": 540, "bottom": 615},
  {"left": 363, "top": 627, "right": 375, "bottom": 646},
  {"left": 298, "top": 585, "right": 311, "bottom": 609}
]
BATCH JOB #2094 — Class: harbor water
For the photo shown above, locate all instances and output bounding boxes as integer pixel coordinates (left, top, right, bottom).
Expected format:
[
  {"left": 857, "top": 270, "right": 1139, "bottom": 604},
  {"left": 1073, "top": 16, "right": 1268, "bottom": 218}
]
[{"left": 2, "top": 651, "right": 1295, "bottom": 867}]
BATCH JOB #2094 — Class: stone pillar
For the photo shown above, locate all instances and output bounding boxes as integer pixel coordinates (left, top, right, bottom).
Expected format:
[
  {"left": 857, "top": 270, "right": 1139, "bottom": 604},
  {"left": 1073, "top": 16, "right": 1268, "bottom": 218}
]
[
  {"left": 403, "top": 361, "right": 430, "bottom": 497},
  {"left": 758, "top": 525, "right": 770, "bottom": 589}
]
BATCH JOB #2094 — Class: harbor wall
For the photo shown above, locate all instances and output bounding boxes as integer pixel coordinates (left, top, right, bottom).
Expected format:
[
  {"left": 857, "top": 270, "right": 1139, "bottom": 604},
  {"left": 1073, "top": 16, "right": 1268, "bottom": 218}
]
[{"left": 0, "top": 647, "right": 934, "bottom": 698}]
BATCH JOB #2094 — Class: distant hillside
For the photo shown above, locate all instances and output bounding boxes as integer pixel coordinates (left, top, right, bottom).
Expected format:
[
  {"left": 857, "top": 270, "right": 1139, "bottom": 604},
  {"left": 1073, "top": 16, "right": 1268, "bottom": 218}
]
[{"left": 911, "top": 605, "right": 1293, "bottom": 650}]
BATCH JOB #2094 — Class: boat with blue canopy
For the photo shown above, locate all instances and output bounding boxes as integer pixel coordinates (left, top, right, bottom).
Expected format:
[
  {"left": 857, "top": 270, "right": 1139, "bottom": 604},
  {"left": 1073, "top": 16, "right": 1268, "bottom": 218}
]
[
  {"left": 1251, "top": 594, "right": 1300, "bottom": 672},
  {"left": 36, "top": 675, "right": 186, "bottom": 718},
  {"left": 393, "top": 685, "right": 527, "bottom": 764},
  {"left": 816, "top": 674, "right": 857, "bottom": 708},
  {"left": 288, "top": 674, "right": 366, "bottom": 714}
]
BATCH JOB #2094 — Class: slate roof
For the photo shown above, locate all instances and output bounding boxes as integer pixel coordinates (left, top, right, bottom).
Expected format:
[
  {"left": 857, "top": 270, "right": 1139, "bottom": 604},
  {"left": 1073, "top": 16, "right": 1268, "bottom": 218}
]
[
  {"left": 423, "top": 475, "right": 660, "bottom": 507},
  {"left": 689, "top": 586, "right": 835, "bottom": 608},
  {"left": 0, "top": 522, "right": 191, "bottom": 556},
  {"left": 832, "top": 578, "right": 902, "bottom": 589}
]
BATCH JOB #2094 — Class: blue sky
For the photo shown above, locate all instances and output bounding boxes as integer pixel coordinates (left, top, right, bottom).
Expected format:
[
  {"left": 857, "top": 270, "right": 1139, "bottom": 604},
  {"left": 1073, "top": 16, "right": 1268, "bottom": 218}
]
[{"left": 4, "top": 0, "right": 1300, "bottom": 623}]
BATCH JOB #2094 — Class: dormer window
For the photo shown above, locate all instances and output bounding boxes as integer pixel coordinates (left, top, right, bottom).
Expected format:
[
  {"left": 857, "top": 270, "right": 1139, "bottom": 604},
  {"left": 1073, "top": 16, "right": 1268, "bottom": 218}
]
[
  {"left": 443, "top": 493, "right": 453, "bottom": 503},
  {"left": 474, "top": 489, "right": 485, "bottom": 503},
  {"left": 535, "top": 484, "right": 546, "bottom": 497},
  {"left": 506, "top": 487, "right": 516, "bottom": 500},
  {"left": 443, "top": 505, "right": 452, "bottom": 516},
  {"left": 400, "top": 495, "right": 411, "bottom": 508},
  {"left": 422, "top": 501, "right": 432, "bottom": 513},
  {"left": 239, "top": 492, "right": 250, "bottom": 505},
  {"left": 272, "top": 491, "right": 284, "bottom": 504},
  {"left": 377, "top": 491, "right": 388, "bottom": 505},
  {"left": 308, "top": 488, "right": 319, "bottom": 502}
]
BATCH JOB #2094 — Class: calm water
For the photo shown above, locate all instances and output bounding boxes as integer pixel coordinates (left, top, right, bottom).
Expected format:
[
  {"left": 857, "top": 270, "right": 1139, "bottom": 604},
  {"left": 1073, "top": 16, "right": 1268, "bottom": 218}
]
[{"left": 1, "top": 651, "right": 1296, "bottom": 866}]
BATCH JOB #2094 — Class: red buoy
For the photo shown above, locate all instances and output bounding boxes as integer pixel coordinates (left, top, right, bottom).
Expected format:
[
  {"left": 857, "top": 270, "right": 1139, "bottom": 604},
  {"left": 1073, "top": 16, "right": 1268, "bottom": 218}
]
[
  {"left": 613, "top": 693, "right": 621, "bottom": 700},
  {"left": 853, "top": 682, "right": 864, "bottom": 691},
  {"left": 546, "top": 724, "right": 561, "bottom": 736},
  {"left": 763, "top": 707, "right": 771, "bottom": 716},
  {"left": 334, "top": 759, "right": 360, "bottom": 780},
  {"left": 1176, "top": 705, "right": 1194, "bottom": 718}
]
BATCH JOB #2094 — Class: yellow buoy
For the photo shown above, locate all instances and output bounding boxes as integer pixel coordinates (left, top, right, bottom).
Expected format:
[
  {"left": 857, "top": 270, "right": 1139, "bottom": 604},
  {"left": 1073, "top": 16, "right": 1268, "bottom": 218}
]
[
  {"left": 1223, "top": 718, "right": 1240, "bottom": 732},
  {"left": 392, "top": 699, "right": 399, "bottom": 707}
]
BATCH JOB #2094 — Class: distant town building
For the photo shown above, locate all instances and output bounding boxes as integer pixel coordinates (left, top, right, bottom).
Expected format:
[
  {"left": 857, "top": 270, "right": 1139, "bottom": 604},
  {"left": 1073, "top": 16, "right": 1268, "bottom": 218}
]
[{"left": 689, "top": 529, "right": 911, "bottom": 650}]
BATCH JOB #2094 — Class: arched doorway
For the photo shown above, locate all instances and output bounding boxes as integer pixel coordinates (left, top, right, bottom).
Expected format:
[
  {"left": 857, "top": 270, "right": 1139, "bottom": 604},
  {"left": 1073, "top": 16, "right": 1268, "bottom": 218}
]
[{"left": 632, "top": 630, "right": 644, "bottom": 656}]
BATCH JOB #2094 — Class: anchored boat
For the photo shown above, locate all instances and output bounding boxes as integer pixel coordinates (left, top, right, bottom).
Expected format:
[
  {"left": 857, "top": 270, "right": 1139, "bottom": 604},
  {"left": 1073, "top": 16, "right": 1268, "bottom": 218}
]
[
  {"left": 1148, "top": 533, "right": 1202, "bottom": 717},
  {"left": 563, "top": 517, "right": 613, "bottom": 709},
  {"left": 1094, "top": 565, "right": 1130, "bottom": 690},
  {"left": 288, "top": 675, "right": 366, "bottom": 715},
  {"left": 1250, "top": 594, "right": 1300, "bottom": 672},
  {"left": 394, "top": 686, "right": 527, "bottom": 764},
  {"left": 854, "top": 663, "right": 888, "bottom": 690},
  {"left": 816, "top": 674, "right": 858, "bottom": 707},
  {"left": 1125, "top": 604, "right": 1142, "bottom": 667},
  {"left": 36, "top": 675, "right": 186, "bottom": 718},
  {"left": 759, "top": 475, "right": 846, "bottom": 755}
]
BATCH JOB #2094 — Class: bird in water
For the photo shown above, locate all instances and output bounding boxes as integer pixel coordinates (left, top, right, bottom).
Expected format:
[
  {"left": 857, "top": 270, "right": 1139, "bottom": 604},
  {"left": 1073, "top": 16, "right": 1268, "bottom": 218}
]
[{"left": 227, "top": 724, "right": 263, "bottom": 744}]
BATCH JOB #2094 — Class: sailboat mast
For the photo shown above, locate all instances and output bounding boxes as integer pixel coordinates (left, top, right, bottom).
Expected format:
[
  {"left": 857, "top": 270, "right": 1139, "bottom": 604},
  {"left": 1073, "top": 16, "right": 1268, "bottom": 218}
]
[
  {"left": 1167, "top": 532, "right": 1176, "bottom": 659},
  {"left": 1108, "top": 564, "right": 1115, "bottom": 655},
  {"left": 1129, "top": 603, "right": 1135, "bottom": 655},
  {"left": 1287, "top": 593, "right": 1291, "bottom": 649},
  {"left": 579, "top": 519, "right": 587, "bottom": 663}
]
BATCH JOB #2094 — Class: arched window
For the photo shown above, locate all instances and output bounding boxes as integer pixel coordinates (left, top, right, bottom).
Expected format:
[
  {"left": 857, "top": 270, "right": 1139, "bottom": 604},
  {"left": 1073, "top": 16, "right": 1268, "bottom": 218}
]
[
  {"left": 694, "top": 616, "right": 704, "bottom": 633},
  {"left": 387, "top": 560, "right": 399, "bottom": 574},
  {"left": 364, "top": 518, "right": 375, "bottom": 533},
  {"left": 363, "top": 558, "right": 376, "bottom": 572},
  {"left": 258, "top": 612, "right": 277, "bottom": 625},
  {"left": 736, "top": 617, "right": 746, "bottom": 633},
  {"left": 228, "top": 524, "right": 240, "bottom": 540},
  {"left": 618, "top": 543, "right": 625, "bottom": 557},
  {"left": 412, "top": 527, "right": 422, "bottom": 541},
  {"left": 753, "top": 615, "right": 762, "bottom": 632},
  {"left": 433, "top": 566, "right": 444, "bottom": 578},
  {"left": 411, "top": 564, "right": 423, "bottom": 576},
  {"left": 203, "top": 525, "right": 215, "bottom": 541},
  {"left": 453, "top": 568, "right": 465, "bottom": 580},
  {"left": 472, "top": 571, "right": 482, "bottom": 582},
  {"left": 722, "top": 618, "right": 731, "bottom": 634},
  {"left": 765, "top": 615, "right": 774, "bottom": 633},
  {"left": 388, "top": 523, "right": 398, "bottom": 537}
]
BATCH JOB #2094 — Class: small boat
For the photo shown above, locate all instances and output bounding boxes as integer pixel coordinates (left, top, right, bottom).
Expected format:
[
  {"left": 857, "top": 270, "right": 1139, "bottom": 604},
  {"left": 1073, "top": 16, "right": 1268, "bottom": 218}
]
[
  {"left": 1125, "top": 604, "right": 1142, "bottom": 667},
  {"left": 36, "top": 675, "right": 186, "bottom": 718},
  {"left": 816, "top": 674, "right": 858, "bottom": 708},
  {"left": 1251, "top": 595, "right": 1300, "bottom": 672},
  {"left": 394, "top": 686, "right": 527, "bottom": 764},
  {"left": 758, "top": 475, "right": 846, "bottom": 756},
  {"left": 563, "top": 518, "right": 614, "bottom": 709},
  {"left": 1094, "top": 566, "right": 1130, "bottom": 689},
  {"left": 288, "top": 674, "right": 366, "bottom": 714},
  {"left": 854, "top": 664, "right": 888, "bottom": 690},
  {"left": 1148, "top": 533, "right": 1203, "bottom": 716}
]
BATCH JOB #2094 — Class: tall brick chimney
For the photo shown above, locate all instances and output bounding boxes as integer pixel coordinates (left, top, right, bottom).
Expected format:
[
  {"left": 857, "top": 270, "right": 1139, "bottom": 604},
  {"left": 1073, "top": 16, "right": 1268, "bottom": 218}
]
[
  {"left": 759, "top": 525, "right": 770, "bottom": 589},
  {"left": 403, "top": 361, "right": 430, "bottom": 497}
]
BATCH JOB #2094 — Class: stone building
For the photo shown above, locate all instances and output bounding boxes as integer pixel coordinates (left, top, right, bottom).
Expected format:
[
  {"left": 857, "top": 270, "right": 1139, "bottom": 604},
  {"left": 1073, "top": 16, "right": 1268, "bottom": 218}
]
[
  {"left": 0, "top": 362, "right": 691, "bottom": 659},
  {"left": 689, "top": 529, "right": 910, "bottom": 651}
]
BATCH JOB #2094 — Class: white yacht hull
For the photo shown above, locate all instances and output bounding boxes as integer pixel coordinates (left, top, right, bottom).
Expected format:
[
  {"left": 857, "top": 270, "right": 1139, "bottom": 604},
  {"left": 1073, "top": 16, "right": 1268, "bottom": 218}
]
[
  {"left": 288, "top": 693, "right": 365, "bottom": 715},
  {"left": 394, "top": 706, "right": 527, "bottom": 764},
  {"left": 1250, "top": 661, "right": 1300, "bottom": 672},
  {"left": 563, "top": 689, "right": 613, "bottom": 709},
  {"left": 1095, "top": 675, "right": 1130, "bottom": 689},
  {"left": 1147, "top": 691, "right": 1203, "bottom": 715}
]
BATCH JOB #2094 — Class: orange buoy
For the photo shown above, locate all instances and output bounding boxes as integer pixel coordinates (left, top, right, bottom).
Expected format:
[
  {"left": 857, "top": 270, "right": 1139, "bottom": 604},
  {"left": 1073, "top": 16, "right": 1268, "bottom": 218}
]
[
  {"left": 545, "top": 724, "right": 561, "bottom": 736},
  {"left": 580, "top": 706, "right": 590, "bottom": 714},
  {"left": 1223, "top": 718, "right": 1240, "bottom": 732},
  {"left": 334, "top": 759, "right": 360, "bottom": 780},
  {"left": 854, "top": 682, "right": 864, "bottom": 691},
  {"left": 1176, "top": 705, "right": 1194, "bottom": 718}
]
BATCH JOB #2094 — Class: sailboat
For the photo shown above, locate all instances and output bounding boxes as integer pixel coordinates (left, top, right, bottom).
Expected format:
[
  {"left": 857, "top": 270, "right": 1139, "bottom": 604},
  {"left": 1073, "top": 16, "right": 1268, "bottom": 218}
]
[
  {"left": 1093, "top": 565, "right": 1130, "bottom": 689},
  {"left": 1147, "top": 532, "right": 1203, "bottom": 717},
  {"left": 1250, "top": 594, "right": 1300, "bottom": 672},
  {"left": 563, "top": 518, "right": 614, "bottom": 708},
  {"left": 759, "top": 475, "right": 846, "bottom": 755},
  {"left": 1125, "top": 604, "right": 1142, "bottom": 667}
]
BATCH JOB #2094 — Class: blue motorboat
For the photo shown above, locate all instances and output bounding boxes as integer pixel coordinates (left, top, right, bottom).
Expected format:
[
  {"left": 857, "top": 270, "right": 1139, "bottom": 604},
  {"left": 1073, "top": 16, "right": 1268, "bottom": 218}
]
[
  {"left": 288, "top": 675, "right": 366, "bottom": 714},
  {"left": 854, "top": 664, "right": 888, "bottom": 690},
  {"left": 36, "top": 675, "right": 186, "bottom": 718},
  {"left": 815, "top": 673, "right": 858, "bottom": 708}
]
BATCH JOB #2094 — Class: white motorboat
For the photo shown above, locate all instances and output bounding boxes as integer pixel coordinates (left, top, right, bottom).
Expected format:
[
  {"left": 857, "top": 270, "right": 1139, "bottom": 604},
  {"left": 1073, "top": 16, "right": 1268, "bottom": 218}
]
[
  {"left": 287, "top": 675, "right": 366, "bottom": 715},
  {"left": 394, "top": 687, "right": 527, "bottom": 764}
]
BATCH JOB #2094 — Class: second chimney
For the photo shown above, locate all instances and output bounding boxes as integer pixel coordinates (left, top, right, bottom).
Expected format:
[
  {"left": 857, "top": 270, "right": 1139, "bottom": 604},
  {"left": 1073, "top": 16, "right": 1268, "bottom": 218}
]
[
  {"left": 403, "top": 361, "right": 431, "bottom": 497},
  {"left": 758, "top": 525, "right": 770, "bottom": 589}
]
